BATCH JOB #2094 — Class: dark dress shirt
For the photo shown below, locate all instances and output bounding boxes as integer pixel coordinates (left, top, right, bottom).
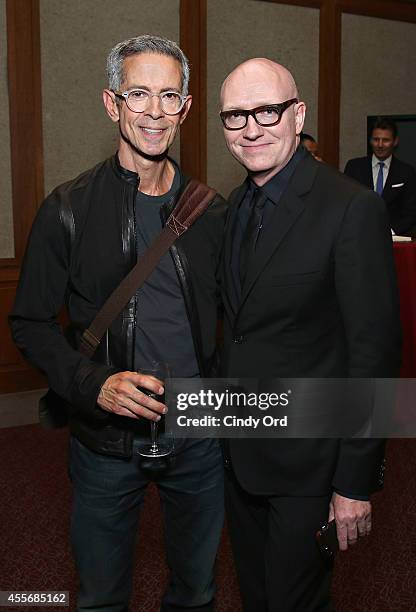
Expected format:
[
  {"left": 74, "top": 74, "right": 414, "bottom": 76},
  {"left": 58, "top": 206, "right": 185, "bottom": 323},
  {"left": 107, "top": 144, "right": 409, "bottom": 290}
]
[{"left": 230, "top": 145, "right": 306, "bottom": 302}]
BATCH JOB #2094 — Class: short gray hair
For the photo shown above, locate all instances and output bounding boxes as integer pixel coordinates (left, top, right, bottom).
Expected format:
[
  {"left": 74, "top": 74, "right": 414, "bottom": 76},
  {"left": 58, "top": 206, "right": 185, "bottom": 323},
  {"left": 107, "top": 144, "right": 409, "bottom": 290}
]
[{"left": 106, "top": 34, "right": 190, "bottom": 95}]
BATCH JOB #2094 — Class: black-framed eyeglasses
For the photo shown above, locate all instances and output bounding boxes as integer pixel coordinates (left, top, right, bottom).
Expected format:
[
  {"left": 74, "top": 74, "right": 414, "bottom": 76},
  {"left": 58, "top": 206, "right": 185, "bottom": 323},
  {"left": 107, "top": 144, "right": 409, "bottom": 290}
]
[
  {"left": 113, "top": 88, "right": 187, "bottom": 115},
  {"left": 220, "top": 98, "right": 298, "bottom": 130}
]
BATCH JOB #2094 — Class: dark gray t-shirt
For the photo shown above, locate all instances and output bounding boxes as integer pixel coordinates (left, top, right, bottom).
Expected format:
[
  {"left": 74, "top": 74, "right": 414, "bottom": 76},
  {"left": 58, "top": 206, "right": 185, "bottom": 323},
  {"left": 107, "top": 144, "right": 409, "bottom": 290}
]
[{"left": 134, "top": 168, "right": 199, "bottom": 377}]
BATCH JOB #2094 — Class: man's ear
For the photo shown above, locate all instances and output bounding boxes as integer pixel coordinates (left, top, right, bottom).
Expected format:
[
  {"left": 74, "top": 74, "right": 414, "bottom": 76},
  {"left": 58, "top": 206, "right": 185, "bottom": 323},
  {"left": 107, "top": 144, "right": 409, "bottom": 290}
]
[
  {"left": 103, "top": 89, "right": 120, "bottom": 123},
  {"left": 295, "top": 101, "right": 306, "bottom": 135},
  {"left": 394, "top": 136, "right": 399, "bottom": 149},
  {"left": 179, "top": 95, "right": 193, "bottom": 125}
]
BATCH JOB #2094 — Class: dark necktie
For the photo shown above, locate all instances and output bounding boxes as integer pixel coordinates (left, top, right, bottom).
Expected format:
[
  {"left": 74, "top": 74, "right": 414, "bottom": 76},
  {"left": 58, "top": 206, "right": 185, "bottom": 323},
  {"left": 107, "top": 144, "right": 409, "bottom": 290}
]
[
  {"left": 376, "top": 161, "right": 385, "bottom": 195},
  {"left": 239, "top": 188, "right": 267, "bottom": 283}
]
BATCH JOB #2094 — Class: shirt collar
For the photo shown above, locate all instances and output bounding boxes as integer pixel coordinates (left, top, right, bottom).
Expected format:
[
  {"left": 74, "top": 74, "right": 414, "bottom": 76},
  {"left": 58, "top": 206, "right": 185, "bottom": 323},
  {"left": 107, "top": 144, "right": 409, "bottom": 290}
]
[
  {"left": 372, "top": 153, "right": 392, "bottom": 172},
  {"left": 253, "top": 145, "right": 307, "bottom": 205}
]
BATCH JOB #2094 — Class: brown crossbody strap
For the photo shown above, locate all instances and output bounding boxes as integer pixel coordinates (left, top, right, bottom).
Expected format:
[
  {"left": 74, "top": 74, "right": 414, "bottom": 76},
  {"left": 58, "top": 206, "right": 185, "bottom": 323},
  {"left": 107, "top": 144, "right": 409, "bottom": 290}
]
[{"left": 79, "top": 179, "right": 217, "bottom": 358}]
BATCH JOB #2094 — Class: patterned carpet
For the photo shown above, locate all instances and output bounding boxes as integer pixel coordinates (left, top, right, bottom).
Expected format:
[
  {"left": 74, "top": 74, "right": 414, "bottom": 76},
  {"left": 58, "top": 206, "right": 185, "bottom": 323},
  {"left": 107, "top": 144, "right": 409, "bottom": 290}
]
[{"left": 1, "top": 425, "right": 415, "bottom": 611}]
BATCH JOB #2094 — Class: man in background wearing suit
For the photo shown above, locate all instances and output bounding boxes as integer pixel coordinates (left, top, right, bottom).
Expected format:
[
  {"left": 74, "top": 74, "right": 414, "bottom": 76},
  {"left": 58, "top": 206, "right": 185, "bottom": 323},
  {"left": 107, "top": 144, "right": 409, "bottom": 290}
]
[
  {"left": 219, "top": 59, "right": 401, "bottom": 611},
  {"left": 344, "top": 116, "right": 416, "bottom": 235}
]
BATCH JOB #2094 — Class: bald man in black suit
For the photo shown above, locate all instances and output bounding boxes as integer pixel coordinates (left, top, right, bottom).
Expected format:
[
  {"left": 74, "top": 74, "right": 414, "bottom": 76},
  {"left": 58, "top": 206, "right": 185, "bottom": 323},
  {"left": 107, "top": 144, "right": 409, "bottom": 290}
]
[{"left": 219, "top": 61, "right": 401, "bottom": 612}]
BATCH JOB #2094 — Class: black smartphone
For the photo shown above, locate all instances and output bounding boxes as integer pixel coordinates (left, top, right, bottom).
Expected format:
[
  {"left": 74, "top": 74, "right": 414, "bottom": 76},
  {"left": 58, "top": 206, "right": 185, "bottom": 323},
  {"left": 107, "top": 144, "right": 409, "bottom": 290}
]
[{"left": 316, "top": 519, "right": 339, "bottom": 558}]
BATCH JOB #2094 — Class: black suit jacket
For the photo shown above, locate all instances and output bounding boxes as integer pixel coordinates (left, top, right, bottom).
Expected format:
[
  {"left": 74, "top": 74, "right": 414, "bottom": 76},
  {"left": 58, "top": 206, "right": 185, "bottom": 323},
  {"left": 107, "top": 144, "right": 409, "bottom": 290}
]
[
  {"left": 344, "top": 155, "right": 416, "bottom": 234},
  {"left": 221, "top": 154, "right": 401, "bottom": 497}
]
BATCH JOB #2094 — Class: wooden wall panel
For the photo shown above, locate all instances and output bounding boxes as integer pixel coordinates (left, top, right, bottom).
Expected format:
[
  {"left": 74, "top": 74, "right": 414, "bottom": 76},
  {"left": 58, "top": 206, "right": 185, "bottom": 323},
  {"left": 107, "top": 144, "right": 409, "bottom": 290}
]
[
  {"left": 0, "top": 284, "right": 47, "bottom": 392},
  {"left": 340, "top": 0, "right": 416, "bottom": 23},
  {"left": 0, "top": 0, "right": 44, "bottom": 393},
  {"left": 0, "top": 286, "right": 22, "bottom": 367},
  {"left": 0, "top": 369, "right": 46, "bottom": 395},
  {"left": 5, "top": 0, "right": 43, "bottom": 264},
  {"left": 318, "top": 1, "right": 341, "bottom": 165},
  {"left": 261, "top": 0, "right": 322, "bottom": 7},
  {"left": 180, "top": 0, "right": 207, "bottom": 182}
]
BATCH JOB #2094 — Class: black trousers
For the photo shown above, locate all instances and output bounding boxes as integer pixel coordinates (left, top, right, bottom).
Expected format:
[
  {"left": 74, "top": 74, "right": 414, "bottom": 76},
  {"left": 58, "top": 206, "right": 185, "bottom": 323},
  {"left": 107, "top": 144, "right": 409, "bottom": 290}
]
[{"left": 225, "top": 468, "right": 334, "bottom": 612}]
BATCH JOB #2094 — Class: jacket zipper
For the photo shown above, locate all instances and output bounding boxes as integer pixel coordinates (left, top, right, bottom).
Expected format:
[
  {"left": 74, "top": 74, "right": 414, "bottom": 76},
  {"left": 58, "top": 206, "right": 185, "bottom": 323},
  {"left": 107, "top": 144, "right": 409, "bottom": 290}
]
[
  {"left": 131, "top": 180, "right": 139, "bottom": 372},
  {"left": 171, "top": 242, "right": 205, "bottom": 375},
  {"left": 123, "top": 177, "right": 140, "bottom": 456}
]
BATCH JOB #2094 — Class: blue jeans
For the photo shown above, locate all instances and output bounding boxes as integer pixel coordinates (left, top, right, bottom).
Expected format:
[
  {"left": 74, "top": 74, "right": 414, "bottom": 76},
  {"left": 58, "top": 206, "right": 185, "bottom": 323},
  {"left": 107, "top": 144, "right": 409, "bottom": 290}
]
[{"left": 69, "top": 435, "right": 224, "bottom": 612}]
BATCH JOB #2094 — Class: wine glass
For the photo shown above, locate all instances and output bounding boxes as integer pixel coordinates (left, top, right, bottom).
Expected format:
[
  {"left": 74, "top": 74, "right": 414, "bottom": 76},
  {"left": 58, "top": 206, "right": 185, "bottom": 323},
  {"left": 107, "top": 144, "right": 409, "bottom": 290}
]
[{"left": 136, "top": 361, "right": 173, "bottom": 460}]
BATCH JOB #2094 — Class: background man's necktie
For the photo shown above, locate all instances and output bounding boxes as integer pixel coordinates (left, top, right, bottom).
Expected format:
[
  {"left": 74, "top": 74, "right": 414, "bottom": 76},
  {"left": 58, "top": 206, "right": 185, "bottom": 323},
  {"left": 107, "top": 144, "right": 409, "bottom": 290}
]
[
  {"left": 376, "top": 161, "right": 385, "bottom": 195},
  {"left": 239, "top": 188, "right": 267, "bottom": 283}
]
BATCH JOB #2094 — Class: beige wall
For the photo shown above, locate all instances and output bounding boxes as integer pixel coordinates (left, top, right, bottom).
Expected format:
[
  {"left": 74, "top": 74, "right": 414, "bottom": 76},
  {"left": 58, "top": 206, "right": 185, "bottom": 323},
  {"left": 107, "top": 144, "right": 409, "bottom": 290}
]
[
  {"left": 40, "top": 0, "right": 180, "bottom": 195},
  {"left": 340, "top": 14, "right": 416, "bottom": 170},
  {"left": 0, "top": 0, "right": 14, "bottom": 259},
  {"left": 207, "top": 0, "right": 319, "bottom": 197}
]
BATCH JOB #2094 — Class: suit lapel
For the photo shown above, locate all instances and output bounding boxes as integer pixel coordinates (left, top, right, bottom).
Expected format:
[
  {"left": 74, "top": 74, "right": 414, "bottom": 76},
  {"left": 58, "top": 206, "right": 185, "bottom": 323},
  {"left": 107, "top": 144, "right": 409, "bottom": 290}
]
[
  {"left": 365, "top": 157, "right": 374, "bottom": 189},
  {"left": 382, "top": 156, "right": 397, "bottom": 198},
  {"left": 239, "top": 188, "right": 305, "bottom": 307},
  {"left": 239, "top": 155, "right": 318, "bottom": 311}
]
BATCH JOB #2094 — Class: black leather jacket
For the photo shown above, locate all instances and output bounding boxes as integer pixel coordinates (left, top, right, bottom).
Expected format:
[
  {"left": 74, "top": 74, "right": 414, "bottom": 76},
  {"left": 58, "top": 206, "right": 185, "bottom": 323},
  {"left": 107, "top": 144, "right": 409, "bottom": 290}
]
[{"left": 10, "top": 155, "right": 226, "bottom": 457}]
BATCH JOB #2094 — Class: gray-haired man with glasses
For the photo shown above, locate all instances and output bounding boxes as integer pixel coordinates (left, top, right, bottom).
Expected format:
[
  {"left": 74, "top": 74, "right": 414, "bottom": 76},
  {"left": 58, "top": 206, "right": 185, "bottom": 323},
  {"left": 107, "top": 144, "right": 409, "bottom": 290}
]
[
  {"left": 10, "top": 35, "right": 225, "bottom": 612},
  {"left": 218, "top": 58, "right": 400, "bottom": 611}
]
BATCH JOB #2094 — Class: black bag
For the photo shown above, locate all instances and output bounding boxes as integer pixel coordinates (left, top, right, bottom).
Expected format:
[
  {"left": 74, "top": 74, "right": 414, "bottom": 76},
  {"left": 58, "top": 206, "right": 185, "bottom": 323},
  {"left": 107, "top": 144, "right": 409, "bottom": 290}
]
[{"left": 38, "top": 389, "right": 70, "bottom": 429}]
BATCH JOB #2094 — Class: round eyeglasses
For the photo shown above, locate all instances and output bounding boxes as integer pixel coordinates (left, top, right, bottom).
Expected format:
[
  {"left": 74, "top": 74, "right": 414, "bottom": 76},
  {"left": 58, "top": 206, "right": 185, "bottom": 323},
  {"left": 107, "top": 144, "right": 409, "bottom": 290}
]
[
  {"left": 220, "top": 98, "right": 298, "bottom": 130},
  {"left": 113, "top": 88, "right": 187, "bottom": 115}
]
